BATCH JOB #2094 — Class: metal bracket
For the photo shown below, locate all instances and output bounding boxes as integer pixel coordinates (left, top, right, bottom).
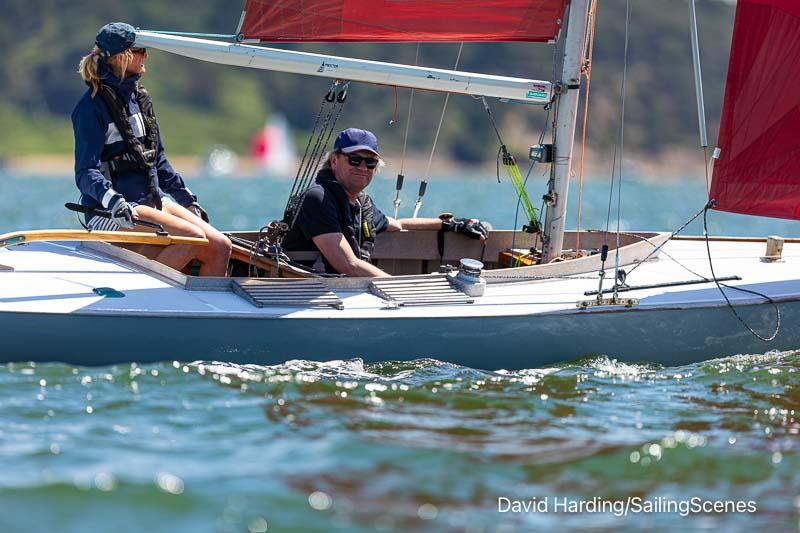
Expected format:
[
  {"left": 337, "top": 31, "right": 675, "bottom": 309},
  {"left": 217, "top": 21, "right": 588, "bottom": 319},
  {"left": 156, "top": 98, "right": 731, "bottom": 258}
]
[{"left": 577, "top": 297, "right": 639, "bottom": 309}]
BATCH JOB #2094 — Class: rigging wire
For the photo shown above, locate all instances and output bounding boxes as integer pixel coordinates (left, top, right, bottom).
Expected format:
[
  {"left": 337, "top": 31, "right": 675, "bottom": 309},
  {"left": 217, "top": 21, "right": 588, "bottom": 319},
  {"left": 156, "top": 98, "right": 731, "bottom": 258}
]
[
  {"left": 249, "top": 81, "right": 349, "bottom": 276},
  {"left": 399, "top": 44, "right": 420, "bottom": 177},
  {"left": 575, "top": 0, "right": 599, "bottom": 254},
  {"left": 600, "top": 0, "right": 631, "bottom": 297},
  {"left": 394, "top": 44, "right": 420, "bottom": 219},
  {"left": 621, "top": 203, "right": 707, "bottom": 278},
  {"left": 413, "top": 42, "right": 464, "bottom": 219},
  {"left": 612, "top": 0, "right": 632, "bottom": 300},
  {"left": 282, "top": 81, "right": 349, "bottom": 238}
]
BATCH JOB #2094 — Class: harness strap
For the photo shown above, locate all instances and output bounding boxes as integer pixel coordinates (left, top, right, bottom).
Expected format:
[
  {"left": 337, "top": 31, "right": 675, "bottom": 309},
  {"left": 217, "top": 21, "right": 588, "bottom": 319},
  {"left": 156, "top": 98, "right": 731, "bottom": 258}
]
[{"left": 97, "top": 83, "right": 162, "bottom": 210}]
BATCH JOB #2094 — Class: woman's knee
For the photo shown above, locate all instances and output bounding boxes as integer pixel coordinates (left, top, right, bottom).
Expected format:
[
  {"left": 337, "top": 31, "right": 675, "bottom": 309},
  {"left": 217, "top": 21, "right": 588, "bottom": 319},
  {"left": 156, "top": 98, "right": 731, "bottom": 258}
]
[{"left": 208, "top": 232, "right": 232, "bottom": 255}]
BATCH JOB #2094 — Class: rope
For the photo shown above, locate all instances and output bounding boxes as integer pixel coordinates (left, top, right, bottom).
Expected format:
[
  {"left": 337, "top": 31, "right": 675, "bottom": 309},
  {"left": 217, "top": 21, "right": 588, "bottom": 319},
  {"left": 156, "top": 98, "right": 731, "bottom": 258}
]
[
  {"left": 487, "top": 273, "right": 600, "bottom": 281},
  {"left": 509, "top": 160, "right": 545, "bottom": 266},
  {"left": 287, "top": 81, "right": 336, "bottom": 200},
  {"left": 282, "top": 81, "right": 349, "bottom": 238},
  {"left": 480, "top": 96, "right": 539, "bottom": 231},
  {"left": 702, "top": 205, "right": 780, "bottom": 342},
  {"left": 511, "top": 40, "right": 560, "bottom": 267}
]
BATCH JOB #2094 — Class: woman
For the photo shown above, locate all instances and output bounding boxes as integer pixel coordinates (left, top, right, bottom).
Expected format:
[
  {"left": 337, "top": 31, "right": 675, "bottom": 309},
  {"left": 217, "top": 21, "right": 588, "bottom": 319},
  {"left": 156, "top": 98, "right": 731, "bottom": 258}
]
[{"left": 73, "top": 22, "right": 231, "bottom": 276}]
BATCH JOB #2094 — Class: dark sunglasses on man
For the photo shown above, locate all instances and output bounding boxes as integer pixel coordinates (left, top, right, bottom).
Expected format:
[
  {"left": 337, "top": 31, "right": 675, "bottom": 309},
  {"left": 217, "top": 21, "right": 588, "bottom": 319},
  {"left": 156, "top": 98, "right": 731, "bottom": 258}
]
[
  {"left": 131, "top": 47, "right": 147, "bottom": 55},
  {"left": 345, "top": 154, "right": 380, "bottom": 169}
]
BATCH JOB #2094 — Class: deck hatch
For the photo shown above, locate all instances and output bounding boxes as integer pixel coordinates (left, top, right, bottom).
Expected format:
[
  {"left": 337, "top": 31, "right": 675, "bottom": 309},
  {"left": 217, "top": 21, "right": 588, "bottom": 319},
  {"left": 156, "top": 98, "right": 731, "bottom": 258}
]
[
  {"left": 370, "top": 274, "right": 474, "bottom": 306},
  {"left": 232, "top": 279, "right": 344, "bottom": 310}
]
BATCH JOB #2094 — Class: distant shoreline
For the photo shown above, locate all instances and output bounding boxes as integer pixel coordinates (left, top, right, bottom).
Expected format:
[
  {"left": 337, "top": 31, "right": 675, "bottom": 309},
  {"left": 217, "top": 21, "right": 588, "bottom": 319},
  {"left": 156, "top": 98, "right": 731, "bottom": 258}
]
[{"left": 2, "top": 145, "right": 711, "bottom": 182}]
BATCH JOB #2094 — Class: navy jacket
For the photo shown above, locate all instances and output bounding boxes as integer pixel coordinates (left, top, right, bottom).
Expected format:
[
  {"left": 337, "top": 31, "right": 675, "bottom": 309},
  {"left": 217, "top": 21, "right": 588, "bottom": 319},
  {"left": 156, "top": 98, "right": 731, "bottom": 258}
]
[{"left": 71, "top": 63, "right": 195, "bottom": 210}]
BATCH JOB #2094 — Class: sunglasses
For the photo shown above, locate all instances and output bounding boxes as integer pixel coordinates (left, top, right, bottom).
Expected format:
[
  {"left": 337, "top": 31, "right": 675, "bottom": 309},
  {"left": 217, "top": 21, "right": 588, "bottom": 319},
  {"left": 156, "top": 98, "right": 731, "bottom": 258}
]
[
  {"left": 345, "top": 154, "right": 379, "bottom": 169},
  {"left": 131, "top": 48, "right": 147, "bottom": 55}
]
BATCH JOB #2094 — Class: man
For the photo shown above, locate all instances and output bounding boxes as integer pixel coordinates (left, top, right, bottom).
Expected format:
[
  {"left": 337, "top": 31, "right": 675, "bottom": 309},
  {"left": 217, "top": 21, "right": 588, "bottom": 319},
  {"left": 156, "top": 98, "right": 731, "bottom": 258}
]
[{"left": 282, "top": 128, "right": 488, "bottom": 277}]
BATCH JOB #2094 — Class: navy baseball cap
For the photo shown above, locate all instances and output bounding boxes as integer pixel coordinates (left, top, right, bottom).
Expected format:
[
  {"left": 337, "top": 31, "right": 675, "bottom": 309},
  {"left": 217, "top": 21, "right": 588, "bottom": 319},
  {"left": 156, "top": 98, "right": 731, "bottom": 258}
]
[
  {"left": 95, "top": 22, "right": 136, "bottom": 58},
  {"left": 334, "top": 128, "right": 380, "bottom": 156}
]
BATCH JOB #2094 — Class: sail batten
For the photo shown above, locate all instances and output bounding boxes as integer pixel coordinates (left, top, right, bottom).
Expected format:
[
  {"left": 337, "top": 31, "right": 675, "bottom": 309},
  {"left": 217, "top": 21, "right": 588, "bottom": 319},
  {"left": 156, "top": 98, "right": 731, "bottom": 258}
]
[
  {"left": 133, "top": 31, "right": 553, "bottom": 103},
  {"left": 709, "top": 0, "right": 800, "bottom": 220},
  {"left": 239, "top": 0, "right": 567, "bottom": 43}
]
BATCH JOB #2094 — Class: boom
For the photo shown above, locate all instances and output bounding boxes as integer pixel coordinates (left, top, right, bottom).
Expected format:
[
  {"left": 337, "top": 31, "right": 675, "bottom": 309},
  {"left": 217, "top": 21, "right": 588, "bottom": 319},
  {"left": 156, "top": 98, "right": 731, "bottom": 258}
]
[{"left": 134, "top": 31, "right": 553, "bottom": 104}]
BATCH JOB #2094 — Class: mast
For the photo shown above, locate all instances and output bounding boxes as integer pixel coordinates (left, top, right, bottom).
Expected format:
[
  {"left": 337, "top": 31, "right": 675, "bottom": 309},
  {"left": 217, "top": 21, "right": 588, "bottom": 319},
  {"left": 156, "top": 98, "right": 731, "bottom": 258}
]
[
  {"left": 541, "top": 0, "right": 590, "bottom": 262},
  {"left": 688, "top": 0, "right": 708, "bottom": 148}
]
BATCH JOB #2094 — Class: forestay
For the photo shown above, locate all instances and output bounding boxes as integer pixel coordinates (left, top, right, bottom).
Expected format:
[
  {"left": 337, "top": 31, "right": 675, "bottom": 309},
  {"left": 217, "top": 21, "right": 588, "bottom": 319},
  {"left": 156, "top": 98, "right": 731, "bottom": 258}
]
[
  {"left": 238, "top": 0, "right": 568, "bottom": 43},
  {"left": 709, "top": 0, "right": 800, "bottom": 220}
]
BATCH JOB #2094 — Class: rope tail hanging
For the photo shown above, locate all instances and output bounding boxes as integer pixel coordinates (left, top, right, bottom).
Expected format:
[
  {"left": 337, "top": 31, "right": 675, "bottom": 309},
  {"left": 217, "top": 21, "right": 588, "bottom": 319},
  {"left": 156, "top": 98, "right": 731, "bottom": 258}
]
[
  {"left": 502, "top": 147, "right": 541, "bottom": 233},
  {"left": 480, "top": 96, "right": 541, "bottom": 233}
]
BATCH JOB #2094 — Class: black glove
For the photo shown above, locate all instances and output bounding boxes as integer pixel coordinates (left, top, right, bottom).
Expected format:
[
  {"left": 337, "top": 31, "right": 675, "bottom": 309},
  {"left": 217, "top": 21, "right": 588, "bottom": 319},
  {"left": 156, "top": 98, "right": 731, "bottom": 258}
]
[
  {"left": 441, "top": 216, "right": 488, "bottom": 240},
  {"left": 188, "top": 202, "right": 210, "bottom": 223},
  {"left": 109, "top": 195, "right": 135, "bottom": 229}
]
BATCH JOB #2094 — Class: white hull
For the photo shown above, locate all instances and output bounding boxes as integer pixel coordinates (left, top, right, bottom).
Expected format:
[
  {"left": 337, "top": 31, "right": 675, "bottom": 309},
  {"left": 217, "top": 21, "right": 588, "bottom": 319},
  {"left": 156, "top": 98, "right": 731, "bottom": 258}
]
[{"left": 1, "top": 236, "right": 797, "bottom": 368}]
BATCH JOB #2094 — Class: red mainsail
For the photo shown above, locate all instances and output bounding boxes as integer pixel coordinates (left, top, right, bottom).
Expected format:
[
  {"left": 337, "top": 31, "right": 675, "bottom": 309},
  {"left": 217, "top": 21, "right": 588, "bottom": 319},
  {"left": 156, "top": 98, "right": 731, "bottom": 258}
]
[
  {"left": 709, "top": 0, "right": 800, "bottom": 220},
  {"left": 239, "top": 0, "right": 568, "bottom": 42}
]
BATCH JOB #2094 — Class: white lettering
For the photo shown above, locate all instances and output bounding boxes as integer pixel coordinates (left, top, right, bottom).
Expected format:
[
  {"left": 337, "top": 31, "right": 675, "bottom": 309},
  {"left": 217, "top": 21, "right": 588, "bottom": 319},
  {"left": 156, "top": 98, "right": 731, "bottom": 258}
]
[{"left": 497, "top": 497, "right": 510, "bottom": 513}]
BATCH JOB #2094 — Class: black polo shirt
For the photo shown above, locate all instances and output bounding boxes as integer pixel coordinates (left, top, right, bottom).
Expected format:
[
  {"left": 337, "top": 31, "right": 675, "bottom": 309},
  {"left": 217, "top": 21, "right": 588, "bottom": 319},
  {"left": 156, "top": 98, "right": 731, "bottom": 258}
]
[{"left": 282, "top": 169, "right": 388, "bottom": 273}]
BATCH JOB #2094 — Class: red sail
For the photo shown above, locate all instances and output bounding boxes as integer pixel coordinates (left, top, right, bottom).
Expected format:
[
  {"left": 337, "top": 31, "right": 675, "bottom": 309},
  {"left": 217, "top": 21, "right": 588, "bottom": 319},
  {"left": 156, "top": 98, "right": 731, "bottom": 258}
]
[
  {"left": 709, "top": 0, "right": 800, "bottom": 220},
  {"left": 239, "top": 0, "right": 568, "bottom": 42}
]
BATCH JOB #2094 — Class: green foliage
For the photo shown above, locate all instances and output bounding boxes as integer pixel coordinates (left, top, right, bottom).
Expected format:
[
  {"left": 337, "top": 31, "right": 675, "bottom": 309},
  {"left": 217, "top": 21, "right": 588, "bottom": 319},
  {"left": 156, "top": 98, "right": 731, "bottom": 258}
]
[
  {"left": 0, "top": 105, "right": 73, "bottom": 157},
  {"left": 2, "top": 0, "right": 734, "bottom": 159}
]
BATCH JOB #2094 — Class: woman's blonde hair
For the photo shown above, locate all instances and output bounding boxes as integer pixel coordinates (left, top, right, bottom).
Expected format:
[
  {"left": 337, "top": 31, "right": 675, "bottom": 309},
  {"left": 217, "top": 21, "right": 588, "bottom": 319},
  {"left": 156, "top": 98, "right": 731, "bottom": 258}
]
[{"left": 77, "top": 46, "right": 134, "bottom": 97}]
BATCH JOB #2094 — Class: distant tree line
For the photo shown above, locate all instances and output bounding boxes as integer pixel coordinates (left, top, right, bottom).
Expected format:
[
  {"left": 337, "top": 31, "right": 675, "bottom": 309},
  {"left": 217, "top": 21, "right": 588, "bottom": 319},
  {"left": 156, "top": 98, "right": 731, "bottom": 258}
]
[{"left": 0, "top": 0, "right": 734, "bottom": 162}]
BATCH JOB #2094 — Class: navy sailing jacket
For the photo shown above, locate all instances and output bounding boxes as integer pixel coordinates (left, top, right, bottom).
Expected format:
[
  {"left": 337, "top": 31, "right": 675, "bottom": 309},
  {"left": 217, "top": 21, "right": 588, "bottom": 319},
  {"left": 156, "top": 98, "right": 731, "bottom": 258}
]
[{"left": 71, "top": 63, "right": 196, "bottom": 210}]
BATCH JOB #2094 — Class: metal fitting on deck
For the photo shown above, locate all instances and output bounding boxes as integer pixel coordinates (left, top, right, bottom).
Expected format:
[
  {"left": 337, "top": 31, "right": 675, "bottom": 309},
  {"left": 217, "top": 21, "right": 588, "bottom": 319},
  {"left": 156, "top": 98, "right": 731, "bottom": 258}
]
[
  {"left": 450, "top": 258, "right": 486, "bottom": 297},
  {"left": 761, "top": 236, "right": 784, "bottom": 262}
]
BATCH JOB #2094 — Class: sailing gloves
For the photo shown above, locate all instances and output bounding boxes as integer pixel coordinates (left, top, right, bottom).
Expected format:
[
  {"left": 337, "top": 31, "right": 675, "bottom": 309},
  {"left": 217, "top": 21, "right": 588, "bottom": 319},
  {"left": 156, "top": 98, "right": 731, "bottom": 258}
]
[
  {"left": 440, "top": 214, "right": 489, "bottom": 241},
  {"left": 109, "top": 195, "right": 135, "bottom": 229},
  {"left": 188, "top": 203, "right": 210, "bottom": 223}
]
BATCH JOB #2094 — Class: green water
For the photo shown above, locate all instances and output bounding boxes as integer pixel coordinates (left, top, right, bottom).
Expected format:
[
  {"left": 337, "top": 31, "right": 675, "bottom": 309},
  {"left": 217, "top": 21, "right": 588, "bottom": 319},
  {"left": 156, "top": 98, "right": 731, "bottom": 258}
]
[
  {"left": 1, "top": 356, "right": 798, "bottom": 531},
  {"left": 1, "top": 174, "right": 799, "bottom": 531}
]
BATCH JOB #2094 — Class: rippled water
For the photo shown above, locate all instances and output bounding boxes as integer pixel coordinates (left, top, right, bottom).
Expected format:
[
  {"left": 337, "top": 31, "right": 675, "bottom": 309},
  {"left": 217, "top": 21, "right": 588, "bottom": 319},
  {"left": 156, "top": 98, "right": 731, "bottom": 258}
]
[
  {"left": 1, "top": 355, "right": 798, "bottom": 531},
  {"left": 2, "top": 175, "right": 800, "bottom": 530}
]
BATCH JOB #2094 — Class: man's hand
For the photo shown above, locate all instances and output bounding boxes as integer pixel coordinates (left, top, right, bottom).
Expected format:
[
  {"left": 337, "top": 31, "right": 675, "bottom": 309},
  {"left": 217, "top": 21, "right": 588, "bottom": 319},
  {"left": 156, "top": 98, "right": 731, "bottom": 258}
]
[
  {"left": 441, "top": 216, "right": 489, "bottom": 241},
  {"left": 109, "top": 196, "right": 135, "bottom": 229},
  {"left": 188, "top": 203, "right": 210, "bottom": 223}
]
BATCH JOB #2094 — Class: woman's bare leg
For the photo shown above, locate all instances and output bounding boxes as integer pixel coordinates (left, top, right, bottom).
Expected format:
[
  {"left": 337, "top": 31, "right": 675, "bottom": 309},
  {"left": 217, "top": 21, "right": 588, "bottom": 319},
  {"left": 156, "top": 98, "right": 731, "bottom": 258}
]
[
  {"left": 161, "top": 202, "right": 232, "bottom": 276},
  {"left": 125, "top": 205, "right": 206, "bottom": 272},
  {"left": 124, "top": 205, "right": 230, "bottom": 276}
]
